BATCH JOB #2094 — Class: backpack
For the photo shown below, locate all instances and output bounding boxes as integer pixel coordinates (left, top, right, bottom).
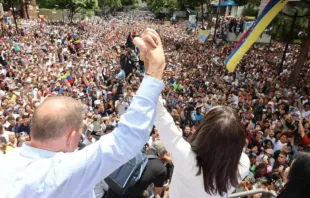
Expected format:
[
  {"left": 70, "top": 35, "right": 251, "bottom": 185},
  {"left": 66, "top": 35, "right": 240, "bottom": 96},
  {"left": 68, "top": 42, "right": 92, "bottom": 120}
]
[{"left": 104, "top": 152, "right": 158, "bottom": 195}]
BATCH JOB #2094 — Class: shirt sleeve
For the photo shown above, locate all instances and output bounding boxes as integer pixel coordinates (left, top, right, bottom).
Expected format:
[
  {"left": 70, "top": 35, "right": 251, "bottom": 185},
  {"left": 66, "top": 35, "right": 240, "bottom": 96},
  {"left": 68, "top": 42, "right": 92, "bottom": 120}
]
[
  {"left": 154, "top": 99, "right": 197, "bottom": 171},
  {"left": 49, "top": 75, "right": 164, "bottom": 197}
]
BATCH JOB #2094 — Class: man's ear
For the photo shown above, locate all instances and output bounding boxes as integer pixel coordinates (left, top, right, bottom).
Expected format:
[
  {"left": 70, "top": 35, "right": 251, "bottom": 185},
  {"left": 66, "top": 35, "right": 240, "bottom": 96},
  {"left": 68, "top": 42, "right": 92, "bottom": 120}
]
[{"left": 67, "top": 130, "right": 77, "bottom": 148}]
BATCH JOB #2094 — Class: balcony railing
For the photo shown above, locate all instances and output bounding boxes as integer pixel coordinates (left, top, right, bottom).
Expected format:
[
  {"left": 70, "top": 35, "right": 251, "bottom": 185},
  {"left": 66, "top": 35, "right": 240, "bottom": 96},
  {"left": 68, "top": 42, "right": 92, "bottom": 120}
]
[{"left": 229, "top": 189, "right": 277, "bottom": 198}]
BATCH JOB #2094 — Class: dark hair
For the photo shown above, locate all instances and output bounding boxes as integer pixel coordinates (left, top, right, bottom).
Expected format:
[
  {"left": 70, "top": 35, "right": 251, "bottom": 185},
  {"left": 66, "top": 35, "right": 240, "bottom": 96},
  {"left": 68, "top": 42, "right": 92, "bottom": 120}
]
[
  {"left": 188, "top": 106, "right": 246, "bottom": 196},
  {"left": 263, "top": 139, "right": 273, "bottom": 149},
  {"left": 277, "top": 152, "right": 310, "bottom": 198}
]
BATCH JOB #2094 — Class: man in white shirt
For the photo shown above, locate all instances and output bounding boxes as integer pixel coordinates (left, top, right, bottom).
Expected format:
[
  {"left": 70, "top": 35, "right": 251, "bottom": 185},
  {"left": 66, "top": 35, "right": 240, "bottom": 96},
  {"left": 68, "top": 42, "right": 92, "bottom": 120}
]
[
  {"left": 0, "top": 28, "right": 165, "bottom": 198},
  {"left": 0, "top": 125, "right": 10, "bottom": 142},
  {"left": 83, "top": 130, "right": 96, "bottom": 146},
  {"left": 301, "top": 103, "right": 310, "bottom": 118},
  {"left": 274, "top": 133, "right": 288, "bottom": 152},
  {"left": 115, "top": 95, "right": 129, "bottom": 115}
]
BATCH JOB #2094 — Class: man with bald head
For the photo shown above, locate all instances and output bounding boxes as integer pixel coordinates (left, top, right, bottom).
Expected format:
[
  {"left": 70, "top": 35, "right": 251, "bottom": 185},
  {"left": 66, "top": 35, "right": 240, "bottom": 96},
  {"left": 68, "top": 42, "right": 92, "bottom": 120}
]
[{"left": 0, "top": 29, "right": 166, "bottom": 198}]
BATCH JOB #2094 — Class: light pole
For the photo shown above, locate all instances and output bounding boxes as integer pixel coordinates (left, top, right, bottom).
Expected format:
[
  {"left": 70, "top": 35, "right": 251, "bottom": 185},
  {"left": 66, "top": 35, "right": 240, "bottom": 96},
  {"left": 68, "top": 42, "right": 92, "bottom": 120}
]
[{"left": 213, "top": 0, "right": 222, "bottom": 43}]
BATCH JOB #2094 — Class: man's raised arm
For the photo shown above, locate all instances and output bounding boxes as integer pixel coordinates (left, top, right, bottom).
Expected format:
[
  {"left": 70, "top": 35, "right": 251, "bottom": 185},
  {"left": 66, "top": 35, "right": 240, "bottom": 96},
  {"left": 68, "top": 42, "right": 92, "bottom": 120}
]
[{"left": 56, "top": 29, "right": 166, "bottom": 197}]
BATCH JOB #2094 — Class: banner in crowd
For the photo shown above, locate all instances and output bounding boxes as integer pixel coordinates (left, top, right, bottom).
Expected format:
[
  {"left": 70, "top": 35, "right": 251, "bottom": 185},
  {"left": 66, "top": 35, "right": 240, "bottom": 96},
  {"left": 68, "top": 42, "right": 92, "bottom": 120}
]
[
  {"left": 107, "top": 32, "right": 116, "bottom": 44},
  {"left": 130, "top": 21, "right": 137, "bottom": 27},
  {"left": 244, "top": 21, "right": 254, "bottom": 32},
  {"left": 110, "top": 21, "right": 116, "bottom": 28},
  {"left": 198, "top": 29, "right": 210, "bottom": 43},
  {"left": 224, "top": 0, "right": 289, "bottom": 72},
  {"left": 189, "top": 15, "right": 196, "bottom": 28},
  {"left": 164, "top": 21, "right": 170, "bottom": 25}
]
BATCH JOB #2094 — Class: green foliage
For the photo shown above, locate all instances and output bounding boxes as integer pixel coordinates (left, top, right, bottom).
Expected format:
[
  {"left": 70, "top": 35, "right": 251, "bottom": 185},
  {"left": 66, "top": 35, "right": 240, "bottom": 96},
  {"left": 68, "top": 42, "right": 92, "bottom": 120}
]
[
  {"left": 147, "top": 0, "right": 179, "bottom": 14},
  {"left": 121, "top": 0, "right": 138, "bottom": 6},
  {"left": 242, "top": 3, "right": 258, "bottom": 17},
  {"left": 271, "top": 7, "right": 309, "bottom": 41},
  {"left": 37, "top": 0, "right": 95, "bottom": 10},
  {"left": 132, "top": 3, "right": 140, "bottom": 9},
  {"left": 37, "top": 0, "right": 95, "bottom": 22},
  {"left": 98, "top": 0, "right": 122, "bottom": 8},
  {"left": 234, "top": 0, "right": 248, "bottom": 6}
]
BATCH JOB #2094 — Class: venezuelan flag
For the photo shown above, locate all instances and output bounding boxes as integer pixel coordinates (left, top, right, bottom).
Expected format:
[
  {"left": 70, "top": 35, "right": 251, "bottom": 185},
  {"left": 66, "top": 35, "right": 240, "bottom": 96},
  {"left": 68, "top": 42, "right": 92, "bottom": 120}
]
[
  {"left": 153, "top": 26, "right": 160, "bottom": 35},
  {"left": 58, "top": 71, "right": 70, "bottom": 81},
  {"left": 66, "top": 75, "right": 73, "bottom": 84},
  {"left": 198, "top": 29, "right": 210, "bottom": 43},
  {"left": 225, "top": 0, "right": 289, "bottom": 72},
  {"left": 108, "top": 33, "right": 116, "bottom": 43}
]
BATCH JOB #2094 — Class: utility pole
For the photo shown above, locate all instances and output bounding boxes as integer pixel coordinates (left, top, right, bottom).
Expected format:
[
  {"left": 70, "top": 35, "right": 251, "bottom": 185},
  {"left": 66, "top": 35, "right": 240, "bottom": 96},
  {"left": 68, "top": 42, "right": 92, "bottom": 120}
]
[{"left": 213, "top": 0, "right": 222, "bottom": 42}]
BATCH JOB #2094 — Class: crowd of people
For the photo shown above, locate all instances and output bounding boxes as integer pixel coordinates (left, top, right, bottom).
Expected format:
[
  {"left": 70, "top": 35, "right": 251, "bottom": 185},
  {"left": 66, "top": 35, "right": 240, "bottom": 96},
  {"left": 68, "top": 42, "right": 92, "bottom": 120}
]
[{"left": 0, "top": 10, "right": 310, "bottom": 198}]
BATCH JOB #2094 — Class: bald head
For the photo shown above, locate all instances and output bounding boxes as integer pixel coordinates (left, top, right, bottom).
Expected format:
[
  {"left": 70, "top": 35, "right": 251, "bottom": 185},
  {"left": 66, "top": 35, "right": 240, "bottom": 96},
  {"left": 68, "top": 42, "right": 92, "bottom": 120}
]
[{"left": 31, "top": 96, "right": 85, "bottom": 141}]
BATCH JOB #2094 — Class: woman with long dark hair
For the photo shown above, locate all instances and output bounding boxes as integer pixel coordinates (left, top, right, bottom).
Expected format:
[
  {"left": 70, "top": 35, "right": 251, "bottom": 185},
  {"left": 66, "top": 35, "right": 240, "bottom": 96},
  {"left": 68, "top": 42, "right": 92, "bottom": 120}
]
[
  {"left": 155, "top": 100, "right": 250, "bottom": 197},
  {"left": 277, "top": 152, "right": 310, "bottom": 198}
]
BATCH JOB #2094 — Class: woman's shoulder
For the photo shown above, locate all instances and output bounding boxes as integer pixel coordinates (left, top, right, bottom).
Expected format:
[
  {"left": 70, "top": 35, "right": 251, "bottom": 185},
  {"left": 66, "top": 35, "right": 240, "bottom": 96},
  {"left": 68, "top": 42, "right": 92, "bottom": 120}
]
[{"left": 238, "top": 153, "right": 251, "bottom": 180}]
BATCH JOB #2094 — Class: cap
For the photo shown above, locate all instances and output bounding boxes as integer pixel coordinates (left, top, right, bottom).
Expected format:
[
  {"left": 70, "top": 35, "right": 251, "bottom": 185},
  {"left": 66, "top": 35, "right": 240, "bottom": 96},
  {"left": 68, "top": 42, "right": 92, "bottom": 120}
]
[
  {"left": 265, "top": 149, "right": 274, "bottom": 156},
  {"left": 257, "top": 131, "right": 264, "bottom": 136},
  {"left": 50, "top": 80, "right": 55, "bottom": 84}
]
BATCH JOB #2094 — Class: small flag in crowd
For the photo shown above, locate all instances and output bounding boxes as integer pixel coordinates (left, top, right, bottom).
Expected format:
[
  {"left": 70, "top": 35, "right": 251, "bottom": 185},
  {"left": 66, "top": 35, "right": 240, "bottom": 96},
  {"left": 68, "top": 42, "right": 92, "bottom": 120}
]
[
  {"left": 73, "top": 39, "right": 81, "bottom": 50},
  {"left": 224, "top": 0, "right": 289, "bottom": 72},
  {"left": 130, "top": 21, "right": 136, "bottom": 27},
  {"left": 66, "top": 75, "right": 73, "bottom": 84},
  {"left": 58, "top": 71, "right": 72, "bottom": 84},
  {"left": 198, "top": 29, "right": 210, "bottom": 43},
  {"left": 153, "top": 26, "right": 160, "bottom": 35},
  {"left": 110, "top": 21, "right": 116, "bottom": 28},
  {"left": 108, "top": 33, "right": 116, "bottom": 43}
]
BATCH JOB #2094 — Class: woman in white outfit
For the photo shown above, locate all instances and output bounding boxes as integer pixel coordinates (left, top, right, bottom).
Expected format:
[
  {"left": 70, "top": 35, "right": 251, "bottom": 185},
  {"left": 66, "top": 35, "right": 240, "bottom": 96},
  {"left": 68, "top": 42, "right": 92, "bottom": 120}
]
[{"left": 154, "top": 100, "right": 250, "bottom": 198}]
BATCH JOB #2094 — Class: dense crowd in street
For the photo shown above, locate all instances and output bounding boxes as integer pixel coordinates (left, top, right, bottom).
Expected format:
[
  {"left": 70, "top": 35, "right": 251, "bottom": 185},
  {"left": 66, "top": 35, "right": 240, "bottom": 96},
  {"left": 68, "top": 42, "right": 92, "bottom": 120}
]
[{"left": 0, "top": 12, "right": 310, "bottom": 198}]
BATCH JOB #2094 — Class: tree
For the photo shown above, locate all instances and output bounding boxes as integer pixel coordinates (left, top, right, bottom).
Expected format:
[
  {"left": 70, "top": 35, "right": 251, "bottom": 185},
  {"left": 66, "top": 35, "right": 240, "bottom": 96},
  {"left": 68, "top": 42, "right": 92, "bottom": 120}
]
[
  {"left": 146, "top": 0, "right": 179, "bottom": 14},
  {"left": 121, "top": 0, "right": 138, "bottom": 6},
  {"left": 24, "top": 0, "right": 30, "bottom": 19},
  {"left": 37, "top": 0, "right": 95, "bottom": 22},
  {"left": 271, "top": 7, "right": 308, "bottom": 42},
  {"left": 234, "top": 0, "right": 248, "bottom": 6},
  {"left": 98, "top": 0, "right": 121, "bottom": 11},
  {"left": 288, "top": 6, "right": 310, "bottom": 85},
  {"left": 242, "top": 3, "right": 259, "bottom": 17}
]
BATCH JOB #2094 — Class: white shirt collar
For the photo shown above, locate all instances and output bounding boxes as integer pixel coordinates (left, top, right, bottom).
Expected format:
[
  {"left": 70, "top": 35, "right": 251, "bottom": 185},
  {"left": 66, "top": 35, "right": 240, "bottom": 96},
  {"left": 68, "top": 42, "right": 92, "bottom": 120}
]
[{"left": 20, "top": 142, "right": 58, "bottom": 159}]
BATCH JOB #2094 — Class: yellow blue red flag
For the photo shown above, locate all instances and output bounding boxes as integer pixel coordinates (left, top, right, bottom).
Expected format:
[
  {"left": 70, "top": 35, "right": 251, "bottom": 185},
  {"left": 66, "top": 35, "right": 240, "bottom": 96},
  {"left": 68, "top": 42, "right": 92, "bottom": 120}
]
[
  {"left": 225, "top": 0, "right": 289, "bottom": 72},
  {"left": 198, "top": 29, "right": 210, "bottom": 43}
]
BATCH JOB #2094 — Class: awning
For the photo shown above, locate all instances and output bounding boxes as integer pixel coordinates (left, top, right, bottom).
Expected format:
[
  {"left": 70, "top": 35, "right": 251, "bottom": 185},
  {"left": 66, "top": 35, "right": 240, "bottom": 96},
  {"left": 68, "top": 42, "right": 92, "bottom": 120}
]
[
  {"left": 211, "top": 1, "right": 237, "bottom": 6},
  {"left": 186, "top": 8, "right": 197, "bottom": 15}
]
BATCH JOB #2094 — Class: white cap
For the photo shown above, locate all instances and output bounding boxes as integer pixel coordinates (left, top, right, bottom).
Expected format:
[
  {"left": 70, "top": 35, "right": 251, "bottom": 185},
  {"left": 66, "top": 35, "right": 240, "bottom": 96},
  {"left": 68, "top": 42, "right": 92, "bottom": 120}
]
[
  {"left": 94, "top": 100, "right": 100, "bottom": 105},
  {"left": 88, "top": 124, "right": 94, "bottom": 132}
]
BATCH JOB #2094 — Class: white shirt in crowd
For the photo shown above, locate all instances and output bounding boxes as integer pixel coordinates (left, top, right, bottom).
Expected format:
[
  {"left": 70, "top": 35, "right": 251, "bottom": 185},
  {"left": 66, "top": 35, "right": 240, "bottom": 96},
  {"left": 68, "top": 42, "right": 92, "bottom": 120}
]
[
  {"left": 154, "top": 101, "right": 250, "bottom": 198},
  {"left": 115, "top": 100, "right": 129, "bottom": 115},
  {"left": 274, "top": 140, "right": 286, "bottom": 152},
  {"left": 83, "top": 137, "right": 96, "bottom": 146}
]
